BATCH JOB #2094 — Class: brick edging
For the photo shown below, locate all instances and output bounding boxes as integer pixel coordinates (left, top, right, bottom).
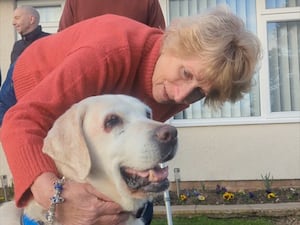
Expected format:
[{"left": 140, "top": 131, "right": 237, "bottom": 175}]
[{"left": 154, "top": 202, "right": 300, "bottom": 218}]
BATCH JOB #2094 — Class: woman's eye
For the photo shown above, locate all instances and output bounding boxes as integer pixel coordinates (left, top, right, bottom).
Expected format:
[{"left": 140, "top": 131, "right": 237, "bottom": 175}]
[{"left": 183, "top": 68, "right": 192, "bottom": 80}]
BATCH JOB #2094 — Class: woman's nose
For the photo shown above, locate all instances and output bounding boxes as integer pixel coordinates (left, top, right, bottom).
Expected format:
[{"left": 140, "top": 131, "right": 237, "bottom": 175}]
[{"left": 173, "top": 84, "right": 196, "bottom": 104}]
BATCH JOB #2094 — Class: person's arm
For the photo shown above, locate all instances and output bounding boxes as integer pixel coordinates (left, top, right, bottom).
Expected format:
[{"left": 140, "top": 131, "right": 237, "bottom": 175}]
[
  {"left": 1, "top": 47, "right": 119, "bottom": 207},
  {"left": 1, "top": 47, "right": 132, "bottom": 224},
  {"left": 147, "top": 0, "right": 166, "bottom": 30},
  {"left": 58, "top": 0, "right": 75, "bottom": 31}
]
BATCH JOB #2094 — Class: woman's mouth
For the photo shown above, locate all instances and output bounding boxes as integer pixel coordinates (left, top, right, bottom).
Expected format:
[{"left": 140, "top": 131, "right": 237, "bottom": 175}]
[
  {"left": 162, "top": 83, "right": 172, "bottom": 102},
  {"left": 163, "top": 86, "right": 168, "bottom": 100}
]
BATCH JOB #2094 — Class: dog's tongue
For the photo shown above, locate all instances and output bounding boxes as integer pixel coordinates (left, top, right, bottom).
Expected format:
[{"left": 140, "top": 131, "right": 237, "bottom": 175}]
[{"left": 148, "top": 166, "right": 169, "bottom": 182}]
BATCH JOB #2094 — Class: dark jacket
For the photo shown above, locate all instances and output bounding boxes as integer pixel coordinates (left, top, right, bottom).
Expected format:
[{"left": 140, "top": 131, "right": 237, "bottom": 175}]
[{"left": 10, "top": 25, "right": 50, "bottom": 64}]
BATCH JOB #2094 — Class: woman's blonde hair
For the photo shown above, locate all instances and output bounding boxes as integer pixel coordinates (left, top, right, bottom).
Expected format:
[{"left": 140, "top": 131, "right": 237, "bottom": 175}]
[{"left": 161, "top": 6, "right": 262, "bottom": 107}]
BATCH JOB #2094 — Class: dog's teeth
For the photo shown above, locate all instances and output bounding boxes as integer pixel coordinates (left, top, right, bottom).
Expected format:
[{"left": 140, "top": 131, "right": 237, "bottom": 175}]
[
  {"left": 148, "top": 167, "right": 169, "bottom": 182},
  {"left": 149, "top": 170, "right": 155, "bottom": 181},
  {"left": 159, "top": 163, "right": 167, "bottom": 169},
  {"left": 149, "top": 170, "right": 160, "bottom": 182}
]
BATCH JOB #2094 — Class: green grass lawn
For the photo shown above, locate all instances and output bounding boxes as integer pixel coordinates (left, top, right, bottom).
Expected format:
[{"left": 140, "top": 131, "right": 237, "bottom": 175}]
[{"left": 152, "top": 216, "right": 274, "bottom": 225}]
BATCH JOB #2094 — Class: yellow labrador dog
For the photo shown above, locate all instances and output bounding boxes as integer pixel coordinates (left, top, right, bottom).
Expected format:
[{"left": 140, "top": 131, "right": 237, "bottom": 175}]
[{"left": 3, "top": 94, "right": 178, "bottom": 225}]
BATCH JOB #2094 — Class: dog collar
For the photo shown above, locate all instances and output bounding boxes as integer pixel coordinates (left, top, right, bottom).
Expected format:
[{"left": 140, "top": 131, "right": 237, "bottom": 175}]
[
  {"left": 21, "top": 214, "right": 44, "bottom": 225},
  {"left": 135, "top": 201, "right": 153, "bottom": 225}
]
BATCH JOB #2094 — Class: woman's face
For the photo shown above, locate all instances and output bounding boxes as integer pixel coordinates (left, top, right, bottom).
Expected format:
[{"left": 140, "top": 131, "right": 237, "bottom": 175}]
[{"left": 152, "top": 53, "right": 212, "bottom": 104}]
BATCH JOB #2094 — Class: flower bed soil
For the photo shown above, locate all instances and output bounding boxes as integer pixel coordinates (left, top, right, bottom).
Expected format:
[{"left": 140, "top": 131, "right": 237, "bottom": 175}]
[{"left": 153, "top": 187, "right": 300, "bottom": 206}]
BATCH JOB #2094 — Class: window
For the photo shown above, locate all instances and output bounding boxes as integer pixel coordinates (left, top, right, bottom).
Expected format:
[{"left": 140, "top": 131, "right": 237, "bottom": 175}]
[
  {"left": 266, "top": 0, "right": 300, "bottom": 9},
  {"left": 263, "top": 0, "right": 300, "bottom": 113},
  {"left": 167, "top": 0, "right": 300, "bottom": 125},
  {"left": 36, "top": 6, "right": 62, "bottom": 33},
  {"left": 267, "top": 20, "right": 300, "bottom": 112},
  {"left": 257, "top": 0, "right": 300, "bottom": 119}
]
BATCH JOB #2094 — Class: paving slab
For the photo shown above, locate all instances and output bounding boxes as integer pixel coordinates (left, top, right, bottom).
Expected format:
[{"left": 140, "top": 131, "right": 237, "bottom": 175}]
[{"left": 154, "top": 202, "right": 300, "bottom": 218}]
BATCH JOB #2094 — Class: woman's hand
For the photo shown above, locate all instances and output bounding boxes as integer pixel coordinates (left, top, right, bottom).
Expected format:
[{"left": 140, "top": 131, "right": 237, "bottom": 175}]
[{"left": 31, "top": 172, "right": 129, "bottom": 225}]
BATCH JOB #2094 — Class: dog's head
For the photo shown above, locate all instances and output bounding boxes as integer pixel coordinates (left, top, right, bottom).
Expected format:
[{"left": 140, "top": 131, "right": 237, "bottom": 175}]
[{"left": 43, "top": 95, "right": 178, "bottom": 207}]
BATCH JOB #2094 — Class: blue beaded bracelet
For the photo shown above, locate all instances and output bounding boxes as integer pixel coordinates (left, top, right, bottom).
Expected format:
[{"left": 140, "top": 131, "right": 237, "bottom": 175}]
[{"left": 45, "top": 177, "right": 65, "bottom": 225}]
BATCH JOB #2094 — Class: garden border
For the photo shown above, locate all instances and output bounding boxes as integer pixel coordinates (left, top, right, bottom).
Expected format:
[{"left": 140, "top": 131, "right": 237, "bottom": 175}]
[{"left": 154, "top": 202, "right": 300, "bottom": 218}]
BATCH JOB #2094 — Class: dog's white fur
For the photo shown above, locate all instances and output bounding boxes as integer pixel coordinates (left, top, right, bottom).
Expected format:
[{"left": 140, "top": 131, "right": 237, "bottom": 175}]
[
  {"left": 2, "top": 95, "right": 178, "bottom": 225},
  {"left": 0, "top": 200, "right": 23, "bottom": 225}
]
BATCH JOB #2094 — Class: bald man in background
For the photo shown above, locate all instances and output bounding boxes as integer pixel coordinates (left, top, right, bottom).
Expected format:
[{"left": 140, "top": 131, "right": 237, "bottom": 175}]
[
  {"left": 11, "top": 5, "right": 50, "bottom": 63},
  {"left": 0, "top": 6, "right": 50, "bottom": 126}
]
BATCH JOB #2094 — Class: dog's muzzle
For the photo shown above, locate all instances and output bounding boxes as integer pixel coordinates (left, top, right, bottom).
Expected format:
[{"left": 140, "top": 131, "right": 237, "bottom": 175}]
[
  {"left": 121, "top": 124, "right": 177, "bottom": 193},
  {"left": 121, "top": 165, "right": 170, "bottom": 192}
]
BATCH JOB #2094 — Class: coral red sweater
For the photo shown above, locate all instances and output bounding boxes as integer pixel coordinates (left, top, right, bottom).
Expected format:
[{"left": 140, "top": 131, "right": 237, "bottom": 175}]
[{"left": 1, "top": 15, "right": 187, "bottom": 207}]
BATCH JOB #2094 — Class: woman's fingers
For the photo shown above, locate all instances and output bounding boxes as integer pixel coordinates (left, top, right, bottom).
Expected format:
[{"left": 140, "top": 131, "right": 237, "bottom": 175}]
[
  {"left": 85, "top": 183, "right": 115, "bottom": 202},
  {"left": 93, "top": 212, "right": 130, "bottom": 225},
  {"left": 94, "top": 199, "right": 124, "bottom": 215},
  {"left": 31, "top": 173, "right": 128, "bottom": 225}
]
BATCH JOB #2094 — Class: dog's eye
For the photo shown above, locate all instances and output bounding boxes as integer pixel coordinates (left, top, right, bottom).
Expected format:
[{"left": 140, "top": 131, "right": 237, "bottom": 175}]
[{"left": 104, "top": 114, "right": 122, "bottom": 129}]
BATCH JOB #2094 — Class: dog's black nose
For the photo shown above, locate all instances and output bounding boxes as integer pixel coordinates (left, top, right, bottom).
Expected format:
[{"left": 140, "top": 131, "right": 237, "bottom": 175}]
[
  {"left": 154, "top": 125, "right": 178, "bottom": 162},
  {"left": 155, "top": 125, "right": 177, "bottom": 143}
]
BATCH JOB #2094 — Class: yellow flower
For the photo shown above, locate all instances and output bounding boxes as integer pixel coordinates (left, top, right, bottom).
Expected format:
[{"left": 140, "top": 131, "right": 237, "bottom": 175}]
[
  {"left": 198, "top": 195, "right": 206, "bottom": 201},
  {"left": 180, "top": 194, "right": 187, "bottom": 201},
  {"left": 223, "top": 192, "right": 234, "bottom": 200},
  {"left": 267, "top": 192, "right": 276, "bottom": 199}
]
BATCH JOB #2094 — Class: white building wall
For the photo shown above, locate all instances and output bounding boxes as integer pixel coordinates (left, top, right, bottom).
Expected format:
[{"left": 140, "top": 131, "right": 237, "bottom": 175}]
[
  {"left": 0, "top": 0, "right": 299, "bottom": 186},
  {"left": 168, "top": 123, "right": 300, "bottom": 181},
  {"left": 0, "top": 1, "right": 16, "bottom": 75}
]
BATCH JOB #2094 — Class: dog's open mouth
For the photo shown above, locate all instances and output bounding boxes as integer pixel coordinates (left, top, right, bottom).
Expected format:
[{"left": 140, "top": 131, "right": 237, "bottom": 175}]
[{"left": 120, "top": 165, "right": 169, "bottom": 193}]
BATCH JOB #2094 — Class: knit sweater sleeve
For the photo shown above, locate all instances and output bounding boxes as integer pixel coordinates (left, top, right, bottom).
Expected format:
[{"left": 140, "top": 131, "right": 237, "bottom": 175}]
[
  {"left": 147, "top": 0, "right": 166, "bottom": 30},
  {"left": 58, "top": 0, "right": 75, "bottom": 31},
  {"left": 1, "top": 47, "right": 119, "bottom": 207}
]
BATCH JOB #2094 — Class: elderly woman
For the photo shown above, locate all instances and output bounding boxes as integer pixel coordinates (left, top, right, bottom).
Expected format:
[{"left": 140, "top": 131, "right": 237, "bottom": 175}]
[{"left": 1, "top": 6, "right": 261, "bottom": 225}]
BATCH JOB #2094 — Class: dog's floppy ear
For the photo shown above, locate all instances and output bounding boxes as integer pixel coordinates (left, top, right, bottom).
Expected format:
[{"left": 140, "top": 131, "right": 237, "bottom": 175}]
[{"left": 43, "top": 103, "right": 91, "bottom": 181}]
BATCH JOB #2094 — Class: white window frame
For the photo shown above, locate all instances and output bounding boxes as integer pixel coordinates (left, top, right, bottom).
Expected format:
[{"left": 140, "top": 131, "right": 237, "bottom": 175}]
[
  {"left": 16, "top": 0, "right": 63, "bottom": 7},
  {"left": 161, "top": 0, "right": 300, "bottom": 127},
  {"left": 256, "top": 1, "right": 300, "bottom": 120}
]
